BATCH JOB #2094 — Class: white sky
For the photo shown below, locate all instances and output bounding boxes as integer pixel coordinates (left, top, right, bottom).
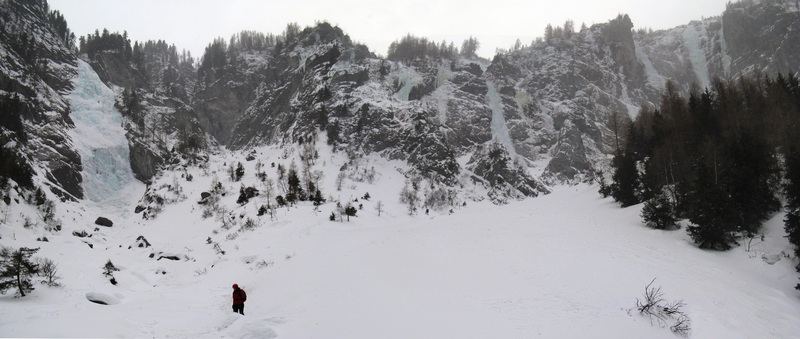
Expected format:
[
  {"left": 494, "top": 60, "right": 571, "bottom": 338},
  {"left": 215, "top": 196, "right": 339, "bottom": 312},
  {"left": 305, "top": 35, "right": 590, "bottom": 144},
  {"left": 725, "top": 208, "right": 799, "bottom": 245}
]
[{"left": 49, "top": 0, "right": 729, "bottom": 60}]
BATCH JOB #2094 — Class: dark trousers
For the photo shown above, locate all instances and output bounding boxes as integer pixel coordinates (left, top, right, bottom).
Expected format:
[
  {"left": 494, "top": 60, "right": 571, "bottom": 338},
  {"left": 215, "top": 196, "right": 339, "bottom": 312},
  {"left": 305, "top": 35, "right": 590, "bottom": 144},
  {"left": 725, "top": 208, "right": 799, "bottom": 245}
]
[{"left": 233, "top": 303, "right": 244, "bottom": 315}]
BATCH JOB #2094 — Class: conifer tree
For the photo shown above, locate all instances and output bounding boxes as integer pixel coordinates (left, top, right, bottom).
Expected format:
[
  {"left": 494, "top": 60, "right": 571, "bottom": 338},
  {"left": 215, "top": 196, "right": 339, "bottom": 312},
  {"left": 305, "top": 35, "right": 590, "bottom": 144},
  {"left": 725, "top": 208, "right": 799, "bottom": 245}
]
[
  {"left": 611, "top": 150, "right": 640, "bottom": 207},
  {"left": 286, "top": 164, "right": 303, "bottom": 203},
  {"left": 460, "top": 36, "right": 480, "bottom": 58},
  {"left": 686, "top": 162, "right": 736, "bottom": 250},
  {"left": 641, "top": 191, "right": 677, "bottom": 230},
  {"left": 724, "top": 132, "right": 779, "bottom": 235},
  {"left": 784, "top": 147, "right": 800, "bottom": 290},
  {"left": 0, "top": 247, "right": 40, "bottom": 297}
]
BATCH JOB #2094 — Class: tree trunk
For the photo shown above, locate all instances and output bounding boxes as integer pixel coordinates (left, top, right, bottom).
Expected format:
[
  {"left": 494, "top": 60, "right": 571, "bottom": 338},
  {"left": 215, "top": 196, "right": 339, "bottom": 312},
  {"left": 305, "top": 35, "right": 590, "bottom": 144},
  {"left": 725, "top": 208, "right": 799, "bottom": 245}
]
[{"left": 16, "top": 260, "right": 24, "bottom": 297}]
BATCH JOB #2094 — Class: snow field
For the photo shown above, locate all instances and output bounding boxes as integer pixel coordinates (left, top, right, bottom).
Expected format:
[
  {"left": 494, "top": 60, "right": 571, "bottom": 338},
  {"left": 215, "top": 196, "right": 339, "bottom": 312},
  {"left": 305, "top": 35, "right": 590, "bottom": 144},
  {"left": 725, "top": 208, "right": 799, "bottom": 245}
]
[{"left": 3, "top": 164, "right": 799, "bottom": 338}]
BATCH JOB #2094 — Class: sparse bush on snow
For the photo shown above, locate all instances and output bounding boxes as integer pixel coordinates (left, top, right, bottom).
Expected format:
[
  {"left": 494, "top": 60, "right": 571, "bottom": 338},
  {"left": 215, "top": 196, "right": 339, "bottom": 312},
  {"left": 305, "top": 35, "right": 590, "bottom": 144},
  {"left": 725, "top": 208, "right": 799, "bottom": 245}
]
[
  {"left": 239, "top": 217, "right": 259, "bottom": 232},
  {"left": 36, "top": 257, "right": 61, "bottom": 287},
  {"left": 137, "top": 180, "right": 187, "bottom": 219},
  {"left": 103, "top": 259, "right": 120, "bottom": 285},
  {"left": 400, "top": 179, "right": 420, "bottom": 215},
  {"left": 632, "top": 278, "right": 690, "bottom": 337}
]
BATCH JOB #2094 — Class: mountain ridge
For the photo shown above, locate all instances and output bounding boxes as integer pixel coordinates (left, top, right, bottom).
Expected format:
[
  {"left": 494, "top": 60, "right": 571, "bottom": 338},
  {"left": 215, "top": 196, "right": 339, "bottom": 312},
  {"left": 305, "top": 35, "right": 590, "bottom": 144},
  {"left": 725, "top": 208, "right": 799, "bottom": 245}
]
[{"left": 2, "top": 0, "right": 800, "bottom": 204}]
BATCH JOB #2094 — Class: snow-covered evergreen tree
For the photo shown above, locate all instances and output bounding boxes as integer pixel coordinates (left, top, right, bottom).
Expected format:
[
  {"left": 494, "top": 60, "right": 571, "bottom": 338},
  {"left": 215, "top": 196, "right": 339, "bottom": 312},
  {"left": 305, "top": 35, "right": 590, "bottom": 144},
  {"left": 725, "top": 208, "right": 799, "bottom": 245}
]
[{"left": 0, "top": 247, "right": 40, "bottom": 297}]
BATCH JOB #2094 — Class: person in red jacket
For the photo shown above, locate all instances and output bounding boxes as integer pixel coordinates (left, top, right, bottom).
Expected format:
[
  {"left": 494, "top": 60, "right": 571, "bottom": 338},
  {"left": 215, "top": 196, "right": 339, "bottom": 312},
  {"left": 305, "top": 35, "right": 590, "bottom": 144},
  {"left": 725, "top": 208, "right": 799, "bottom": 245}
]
[{"left": 232, "top": 284, "right": 246, "bottom": 315}]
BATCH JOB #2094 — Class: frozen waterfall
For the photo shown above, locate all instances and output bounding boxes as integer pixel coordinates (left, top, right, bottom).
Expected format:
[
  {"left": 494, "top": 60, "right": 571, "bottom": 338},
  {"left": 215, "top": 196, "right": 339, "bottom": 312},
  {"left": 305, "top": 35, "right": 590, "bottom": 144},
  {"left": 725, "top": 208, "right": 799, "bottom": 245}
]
[
  {"left": 67, "top": 60, "right": 135, "bottom": 202},
  {"left": 683, "top": 25, "right": 711, "bottom": 90},
  {"left": 486, "top": 81, "right": 516, "bottom": 156}
]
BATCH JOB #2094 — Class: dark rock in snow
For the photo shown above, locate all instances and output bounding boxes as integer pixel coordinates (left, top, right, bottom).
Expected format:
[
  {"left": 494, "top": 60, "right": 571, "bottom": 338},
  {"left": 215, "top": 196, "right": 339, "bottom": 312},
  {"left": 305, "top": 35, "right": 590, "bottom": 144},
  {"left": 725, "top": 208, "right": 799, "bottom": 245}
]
[
  {"left": 157, "top": 255, "right": 180, "bottom": 261},
  {"left": 95, "top": 217, "right": 113, "bottom": 227},
  {"left": 198, "top": 191, "right": 212, "bottom": 204},
  {"left": 134, "top": 235, "right": 151, "bottom": 248}
]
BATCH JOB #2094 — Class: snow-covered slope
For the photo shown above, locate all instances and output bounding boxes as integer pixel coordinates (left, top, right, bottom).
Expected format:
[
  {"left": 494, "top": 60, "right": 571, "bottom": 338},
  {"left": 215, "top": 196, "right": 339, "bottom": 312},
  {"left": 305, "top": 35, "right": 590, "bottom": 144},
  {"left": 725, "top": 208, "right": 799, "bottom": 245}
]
[{"left": 1, "top": 153, "right": 798, "bottom": 337}]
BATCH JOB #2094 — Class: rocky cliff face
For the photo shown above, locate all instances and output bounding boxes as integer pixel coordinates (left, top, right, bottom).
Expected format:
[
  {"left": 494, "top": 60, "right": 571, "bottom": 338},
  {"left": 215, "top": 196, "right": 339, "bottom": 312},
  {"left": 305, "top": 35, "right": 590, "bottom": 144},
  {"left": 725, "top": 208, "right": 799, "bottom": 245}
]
[
  {"left": 481, "top": 14, "right": 660, "bottom": 183},
  {"left": 466, "top": 142, "right": 550, "bottom": 203},
  {"left": 635, "top": 1, "right": 800, "bottom": 93},
  {"left": 482, "top": 1, "right": 800, "bottom": 183},
  {"left": 171, "top": 1, "right": 800, "bottom": 199},
  {"left": 83, "top": 42, "right": 205, "bottom": 182},
  {"left": 0, "top": 0, "right": 81, "bottom": 199},
  {"left": 3, "top": 0, "right": 799, "bottom": 204},
  {"left": 723, "top": 1, "right": 800, "bottom": 76}
]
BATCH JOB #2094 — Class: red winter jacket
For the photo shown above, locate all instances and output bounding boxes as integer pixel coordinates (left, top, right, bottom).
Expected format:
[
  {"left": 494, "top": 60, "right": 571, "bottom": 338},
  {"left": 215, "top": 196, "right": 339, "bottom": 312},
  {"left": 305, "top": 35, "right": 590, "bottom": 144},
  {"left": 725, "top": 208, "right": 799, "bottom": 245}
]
[{"left": 233, "top": 287, "right": 247, "bottom": 305}]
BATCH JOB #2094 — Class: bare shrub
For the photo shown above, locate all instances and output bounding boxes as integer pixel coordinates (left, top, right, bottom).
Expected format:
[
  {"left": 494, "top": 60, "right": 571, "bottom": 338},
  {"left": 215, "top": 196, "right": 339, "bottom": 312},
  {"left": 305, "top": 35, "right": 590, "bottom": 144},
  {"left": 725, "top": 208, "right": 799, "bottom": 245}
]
[
  {"left": 37, "top": 258, "right": 61, "bottom": 287},
  {"left": 239, "top": 217, "right": 259, "bottom": 232},
  {"left": 255, "top": 260, "right": 274, "bottom": 269},
  {"left": 634, "top": 278, "right": 690, "bottom": 337}
]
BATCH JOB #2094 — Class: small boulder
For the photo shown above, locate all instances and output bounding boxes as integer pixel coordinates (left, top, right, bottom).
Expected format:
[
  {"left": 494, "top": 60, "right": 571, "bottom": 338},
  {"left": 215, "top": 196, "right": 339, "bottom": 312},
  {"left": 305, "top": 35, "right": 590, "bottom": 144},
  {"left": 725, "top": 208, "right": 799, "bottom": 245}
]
[
  {"left": 95, "top": 217, "right": 113, "bottom": 227},
  {"left": 198, "top": 192, "right": 211, "bottom": 204},
  {"left": 157, "top": 255, "right": 180, "bottom": 261},
  {"left": 134, "top": 235, "right": 151, "bottom": 248}
]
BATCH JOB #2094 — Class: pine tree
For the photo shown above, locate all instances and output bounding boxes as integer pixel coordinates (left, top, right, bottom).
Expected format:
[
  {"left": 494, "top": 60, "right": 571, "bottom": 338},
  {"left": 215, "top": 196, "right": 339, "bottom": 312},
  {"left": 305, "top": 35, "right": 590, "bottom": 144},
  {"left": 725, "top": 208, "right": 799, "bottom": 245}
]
[
  {"left": 286, "top": 165, "right": 302, "bottom": 203},
  {"left": 344, "top": 204, "right": 357, "bottom": 221},
  {"left": 686, "top": 162, "right": 736, "bottom": 250},
  {"left": 544, "top": 24, "right": 554, "bottom": 43},
  {"left": 312, "top": 189, "right": 325, "bottom": 206},
  {"left": 460, "top": 36, "right": 480, "bottom": 58},
  {"left": 724, "top": 132, "right": 779, "bottom": 235},
  {"left": 641, "top": 191, "right": 677, "bottom": 230},
  {"left": 611, "top": 150, "right": 640, "bottom": 207},
  {"left": 784, "top": 147, "right": 800, "bottom": 290},
  {"left": 0, "top": 247, "right": 40, "bottom": 297}
]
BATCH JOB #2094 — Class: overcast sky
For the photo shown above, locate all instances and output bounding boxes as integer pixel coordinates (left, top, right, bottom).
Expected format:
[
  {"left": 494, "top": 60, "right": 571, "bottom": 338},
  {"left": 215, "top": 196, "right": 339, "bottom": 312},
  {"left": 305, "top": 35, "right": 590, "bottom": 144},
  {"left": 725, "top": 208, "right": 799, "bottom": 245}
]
[{"left": 49, "top": 0, "right": 729, "bottom": 60}]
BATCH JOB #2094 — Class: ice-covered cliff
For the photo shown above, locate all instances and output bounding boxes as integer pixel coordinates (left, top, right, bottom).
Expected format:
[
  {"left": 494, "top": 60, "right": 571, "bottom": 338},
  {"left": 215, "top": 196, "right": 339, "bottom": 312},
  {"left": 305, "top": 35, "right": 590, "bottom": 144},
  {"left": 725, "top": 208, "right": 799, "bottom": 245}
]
[{"left": 66, "top": 60, "right": 135, "bottom": 202}]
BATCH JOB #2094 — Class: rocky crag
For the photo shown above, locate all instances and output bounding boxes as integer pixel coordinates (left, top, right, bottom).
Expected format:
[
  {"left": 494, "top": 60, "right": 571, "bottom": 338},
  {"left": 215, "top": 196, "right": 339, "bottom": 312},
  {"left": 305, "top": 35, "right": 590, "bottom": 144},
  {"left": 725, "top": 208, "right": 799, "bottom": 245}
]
[{"left": 2, "top": 0, "right": 799, "bottom": 203}]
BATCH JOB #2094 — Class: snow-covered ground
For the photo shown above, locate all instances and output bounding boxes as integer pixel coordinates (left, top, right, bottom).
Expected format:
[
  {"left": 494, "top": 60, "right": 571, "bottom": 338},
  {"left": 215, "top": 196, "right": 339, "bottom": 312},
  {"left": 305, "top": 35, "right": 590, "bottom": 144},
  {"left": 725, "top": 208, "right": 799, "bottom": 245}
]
[
  {"left": 1, "top": 53, "right": 799, "bottom": 339},
  {"left": 1, "top": 164, "right": 799, "bottom": 338}
]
